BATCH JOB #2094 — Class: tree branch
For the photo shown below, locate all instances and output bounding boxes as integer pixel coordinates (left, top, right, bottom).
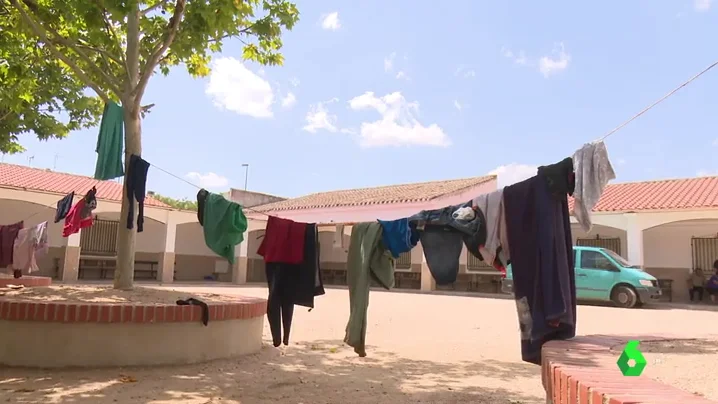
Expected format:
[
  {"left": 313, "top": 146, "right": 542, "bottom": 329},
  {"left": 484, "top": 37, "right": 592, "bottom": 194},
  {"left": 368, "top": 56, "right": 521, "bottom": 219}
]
[
  {"left": 96, "top": 0, "right": 132, "bottom": 84},
  {"left": 76, "top": 41, "right": 123, "bottom": 66},
  {"left": 9, "top": 0, "right": 112, "bottom": 104},
  {"left": 19, "top": 0, "right": 123, "bottom": 97},
  {"left": 133, "top": 0, "right": 186, "bottom": 100},
  {"left": 141, "top": 0, "right": 168, "bottom": 15}
]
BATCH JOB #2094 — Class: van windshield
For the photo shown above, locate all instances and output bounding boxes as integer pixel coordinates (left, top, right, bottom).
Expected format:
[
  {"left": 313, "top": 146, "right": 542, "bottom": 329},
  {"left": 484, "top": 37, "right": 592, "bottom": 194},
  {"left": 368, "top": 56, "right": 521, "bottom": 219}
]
[{"left": 603, "top": 248, "right": 641, "bottom": 269}]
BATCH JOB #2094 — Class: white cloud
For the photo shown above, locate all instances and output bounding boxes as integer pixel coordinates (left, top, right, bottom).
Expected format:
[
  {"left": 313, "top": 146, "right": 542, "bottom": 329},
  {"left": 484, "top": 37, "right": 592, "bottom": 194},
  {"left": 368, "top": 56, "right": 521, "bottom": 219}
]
[
  {"left": 348, "top": 91, "right": 451, "bottom": 148},
  {"left": 384, "top": 52, "right": 396, "bottom": 72},
  {"left": 697, "top": 169, "right": 718, "bottom": 177},
  {"left": 538, "top": 43, "right": 571, "bottom": 78},
  {"left": 205, "top": 57, "right": 274, "bottom": 118},
  {"left": 712, "top": 138, "right": 718, "bottom": 146},
  {"left": 321, "top": 12, "right": 341, "bottom": 30},
  {"left": 186, "top": 172, "right": 229, "bottom": 189},
  {"left": 290, "top": 77, "right": 301, "bottom": 87},
  {"left": 501, "top": 47, "right": 528, "bottom": 66},
  {"left": 303, "top": 99, "right": 339, "bottom": 133},
  {"left": 395, "top": 71, "right": 409, "bottom": 80},
  {"left": 488, "top": 163, "right": 538, "bottom": 188},
  {"left": 455, "top": 65, "right": 476, "bottom": 78},
  {"left": 453, "top": 100, "right": 463, "bottom": 111},
  {"left": 281, "top": 92, "right": 296, "bottom": 108},
  {"left": 695, "top": 0, "right": 712, "bottom": 11}
]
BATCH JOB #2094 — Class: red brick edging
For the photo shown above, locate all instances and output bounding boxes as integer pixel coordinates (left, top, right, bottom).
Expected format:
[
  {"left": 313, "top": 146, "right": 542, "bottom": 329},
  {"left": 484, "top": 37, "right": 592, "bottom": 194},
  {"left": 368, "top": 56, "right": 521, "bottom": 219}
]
[
  {"left": 0, "top": 276, "right": 52, "bottom": 288},
  {"left": 542, "top": 335, "right": 717, "bottom": 404},
  {"left": 0, "top": 297, "right": 267, "bottom": 324}
]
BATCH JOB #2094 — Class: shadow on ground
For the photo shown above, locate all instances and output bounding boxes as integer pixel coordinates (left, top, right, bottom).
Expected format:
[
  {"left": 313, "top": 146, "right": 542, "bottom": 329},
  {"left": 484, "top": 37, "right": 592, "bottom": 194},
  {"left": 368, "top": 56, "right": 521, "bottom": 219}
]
[{"left": 0, "top": 339, "right": 545, "bottom": 404}]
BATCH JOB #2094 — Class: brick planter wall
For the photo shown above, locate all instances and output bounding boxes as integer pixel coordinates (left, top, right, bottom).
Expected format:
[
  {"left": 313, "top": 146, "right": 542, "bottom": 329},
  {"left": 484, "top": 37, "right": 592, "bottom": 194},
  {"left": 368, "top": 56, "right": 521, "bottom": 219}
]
[
  {"left": 0, "top": 276, "right": 51, "bottom": 288},
  {"left": 542, "top": 335, "right": 717, "bottom": 404},
  {"left": 0, "top": 296, "right": 266, "bottom": 323}
]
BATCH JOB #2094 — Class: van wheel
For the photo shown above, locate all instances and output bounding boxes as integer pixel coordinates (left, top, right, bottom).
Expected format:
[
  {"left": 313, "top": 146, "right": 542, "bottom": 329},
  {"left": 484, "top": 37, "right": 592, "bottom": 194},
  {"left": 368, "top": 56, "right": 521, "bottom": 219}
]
[{"left": 611, "top": 285, "right": 638, "bottom": 308}]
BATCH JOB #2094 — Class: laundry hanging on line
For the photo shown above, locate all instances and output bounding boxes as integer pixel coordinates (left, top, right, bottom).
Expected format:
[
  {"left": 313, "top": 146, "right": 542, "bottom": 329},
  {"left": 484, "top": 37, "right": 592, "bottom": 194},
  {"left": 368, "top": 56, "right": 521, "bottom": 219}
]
[
  {"left": 12, "top": 221, "right": 49, "bottom": 278},
  {"left": 258, "top": 216, "right": 325, "bottom": 347},
  {"left": 62, "top": 187, "right": 97, "bottom": 237},
  {"left": 55, "top": 192, "right": 74, "bottom": 223},
  {"left": 94, "top": 101, "right": 125, "bottom": 181},
  {"left": 0, "top": 221, "right": 24, "bottom": 271},
  {"left": 344, "top": 221, "right": 395, "bottom": 357},
  {"left": 196, "top": 189, "right": 248, "bottom": 264},
  {"left": 126, "top": 154, "right": 150, "bottom": 233},
  {"left": 339, "top": 139, "right": 615, "bottom": 361},
  {"left": 503, "top": 157, "right": 576, "bottom": 365}
]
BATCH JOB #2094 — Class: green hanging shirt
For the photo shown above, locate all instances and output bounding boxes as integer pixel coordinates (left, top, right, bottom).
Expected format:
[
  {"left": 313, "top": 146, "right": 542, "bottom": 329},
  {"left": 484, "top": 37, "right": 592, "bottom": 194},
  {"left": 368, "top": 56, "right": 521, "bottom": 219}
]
[
  {"left": 94, "top": 101, "right": 125, "bottom": 180},
  {"left": 202, "top": 192, "right": 248, "bottom": 264}
]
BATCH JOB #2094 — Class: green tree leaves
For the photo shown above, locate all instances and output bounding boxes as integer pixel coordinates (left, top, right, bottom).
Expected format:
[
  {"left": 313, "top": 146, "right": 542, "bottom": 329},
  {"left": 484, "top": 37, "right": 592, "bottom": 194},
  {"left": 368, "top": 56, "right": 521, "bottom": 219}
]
[{"left": 1, "top": 0, "right": 300, "bottom": 151}]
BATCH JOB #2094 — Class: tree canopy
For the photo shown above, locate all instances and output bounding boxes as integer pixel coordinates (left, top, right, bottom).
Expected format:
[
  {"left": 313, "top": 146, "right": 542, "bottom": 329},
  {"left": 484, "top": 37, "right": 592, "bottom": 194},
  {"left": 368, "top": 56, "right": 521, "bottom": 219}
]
[
  {"left": 2, "top": 0, "right": 299, "bottom": 289},
  {"left": 152, "top": 193, "right": 198, "bottom": 211}
]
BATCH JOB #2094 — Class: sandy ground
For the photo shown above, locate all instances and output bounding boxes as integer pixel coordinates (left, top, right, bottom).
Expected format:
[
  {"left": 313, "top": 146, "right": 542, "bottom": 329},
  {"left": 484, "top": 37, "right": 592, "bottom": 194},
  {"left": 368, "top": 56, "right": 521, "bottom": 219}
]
[{"left": 0, "top": 285, "right": 716, "bottom": 404}]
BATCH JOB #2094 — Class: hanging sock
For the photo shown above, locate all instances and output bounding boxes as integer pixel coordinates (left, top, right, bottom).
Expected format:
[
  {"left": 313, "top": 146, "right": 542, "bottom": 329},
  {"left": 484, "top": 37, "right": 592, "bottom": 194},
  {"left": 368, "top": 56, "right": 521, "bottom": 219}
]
[
  {"left": 199, "top": 191, "right": 248, "bottom": 264},
  {"left": 126, "top": 154, "right": 150, "bottom": 232},
  {"left": 54, "top": 192, "right": 74, "bottom": 223},
  {"left": 94, "top": 101, "right": 125, "bottom": 181}
]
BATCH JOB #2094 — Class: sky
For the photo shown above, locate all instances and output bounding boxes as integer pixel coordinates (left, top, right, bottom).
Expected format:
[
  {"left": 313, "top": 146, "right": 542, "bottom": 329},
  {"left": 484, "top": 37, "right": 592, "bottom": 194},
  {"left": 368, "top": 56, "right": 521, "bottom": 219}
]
[{"left": 4, "top": 0, "right": 718, "bottom": 200}]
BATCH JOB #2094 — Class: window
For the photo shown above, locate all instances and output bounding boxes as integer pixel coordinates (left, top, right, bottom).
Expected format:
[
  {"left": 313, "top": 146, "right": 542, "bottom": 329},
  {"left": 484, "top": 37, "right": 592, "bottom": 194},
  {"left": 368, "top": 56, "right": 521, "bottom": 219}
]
[{"left": 580, "top": 250, "right": 616, "bottom": 271}]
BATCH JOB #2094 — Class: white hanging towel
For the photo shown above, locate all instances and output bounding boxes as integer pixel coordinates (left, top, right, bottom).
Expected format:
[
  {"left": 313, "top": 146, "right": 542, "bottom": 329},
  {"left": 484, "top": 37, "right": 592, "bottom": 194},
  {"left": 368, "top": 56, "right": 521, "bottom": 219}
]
[
  {"left": 572, "top": 141, "right": 616, "bottom": 232},
  {"left": 13, "top": 221, "right": 49, "bottom": 274}
]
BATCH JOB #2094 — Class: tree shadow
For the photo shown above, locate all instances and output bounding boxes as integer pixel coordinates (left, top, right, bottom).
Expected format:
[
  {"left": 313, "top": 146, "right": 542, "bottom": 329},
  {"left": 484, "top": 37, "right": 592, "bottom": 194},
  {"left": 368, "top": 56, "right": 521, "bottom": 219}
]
[{"left": 0, "top": 339, "right": 545, "bottom": 404}]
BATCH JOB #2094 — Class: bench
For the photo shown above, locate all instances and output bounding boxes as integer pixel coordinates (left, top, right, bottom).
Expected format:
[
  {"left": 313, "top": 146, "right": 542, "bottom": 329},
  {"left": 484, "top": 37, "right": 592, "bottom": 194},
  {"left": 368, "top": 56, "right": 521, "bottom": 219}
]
[
  {"left": 466, "top": 271, "right": 504, "bottom": 293},
  {"left": 79, "top": 255, "right": 159, "bottom": 281},
  {"left": 657, "top": 278, "right": 673, "bottom": 302}
]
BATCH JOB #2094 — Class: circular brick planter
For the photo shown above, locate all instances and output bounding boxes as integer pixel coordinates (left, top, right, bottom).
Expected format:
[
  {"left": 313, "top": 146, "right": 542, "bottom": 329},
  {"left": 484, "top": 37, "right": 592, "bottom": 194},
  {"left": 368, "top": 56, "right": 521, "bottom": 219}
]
[
  {"left": 542, "top": 334, "right": 718, "bottom": 404},
  {"left": 0, "top": 276, "right": 51, "bottom": 288},
  {"left": 0, "top": 296, "right": 267, "bottom": 368}
]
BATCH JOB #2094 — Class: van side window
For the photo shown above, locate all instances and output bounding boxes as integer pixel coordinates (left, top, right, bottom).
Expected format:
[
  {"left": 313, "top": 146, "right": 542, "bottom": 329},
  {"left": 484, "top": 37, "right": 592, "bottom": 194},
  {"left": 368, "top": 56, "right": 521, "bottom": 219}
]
[{"left": 581, "top": 250, "right": 616, "bottom": 271}]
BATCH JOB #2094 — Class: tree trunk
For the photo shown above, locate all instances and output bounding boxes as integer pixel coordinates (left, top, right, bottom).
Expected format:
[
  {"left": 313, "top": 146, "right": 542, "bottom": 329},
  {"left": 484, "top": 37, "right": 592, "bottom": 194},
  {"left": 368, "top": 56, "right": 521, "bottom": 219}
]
[{"left": 113, "top": 105, "right": 142, "bottom": 290}]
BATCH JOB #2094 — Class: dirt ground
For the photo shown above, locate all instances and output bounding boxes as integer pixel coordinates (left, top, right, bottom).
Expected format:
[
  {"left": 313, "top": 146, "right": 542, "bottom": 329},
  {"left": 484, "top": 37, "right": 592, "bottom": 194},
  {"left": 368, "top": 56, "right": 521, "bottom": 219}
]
[{"left": 0, "top": 285, "right": 717, "bottom": 404}]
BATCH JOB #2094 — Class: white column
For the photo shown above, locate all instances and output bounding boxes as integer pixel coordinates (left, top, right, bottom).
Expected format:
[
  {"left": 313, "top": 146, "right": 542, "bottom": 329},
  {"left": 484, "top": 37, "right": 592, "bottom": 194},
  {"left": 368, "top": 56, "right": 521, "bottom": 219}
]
[
  {"left": 625, "top": 213, "right": 644, "bottom": 267},
  {"left": 158, "top": 211, "right": 177, "bottom": 283},
  {"left": 419, "top": 243, "right": 436, "bottom": 292},
  {"left": 232, "top": 230, "right": 249, "bottom": 284},
  {"left": 333, "top": 224, "right": 345, "bottom": 248},
  {"left": 60, "top": 231, "right": 81, "bottom": 282}
]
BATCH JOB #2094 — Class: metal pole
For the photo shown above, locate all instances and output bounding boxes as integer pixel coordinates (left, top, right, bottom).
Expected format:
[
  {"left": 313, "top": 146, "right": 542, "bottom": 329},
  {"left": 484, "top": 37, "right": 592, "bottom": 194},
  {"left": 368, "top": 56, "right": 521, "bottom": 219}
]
[{"left": 242, "top": 164, "right": 249, "bottom": 191}]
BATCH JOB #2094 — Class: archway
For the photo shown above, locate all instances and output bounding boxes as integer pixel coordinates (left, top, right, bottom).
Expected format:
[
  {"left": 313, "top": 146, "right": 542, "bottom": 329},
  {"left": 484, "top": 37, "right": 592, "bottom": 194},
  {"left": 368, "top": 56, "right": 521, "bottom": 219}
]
[{"left": 643, "top": 218, "right": 718, "bottom": 302}]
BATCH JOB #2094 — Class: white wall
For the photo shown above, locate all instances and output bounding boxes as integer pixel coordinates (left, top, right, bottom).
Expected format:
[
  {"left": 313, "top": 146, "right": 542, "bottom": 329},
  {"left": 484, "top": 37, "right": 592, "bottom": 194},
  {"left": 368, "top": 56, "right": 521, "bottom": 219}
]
[
  {"left": 643, "top": 219, "right": 718, "bottom": 269},
  {"left": 570, "top": 224, "right": 627, "bottom": 258},
  {"left": 95, "top": 212, "right": 164, "bottom": 253},
  {"left": 175, "top": 222, "right": 216, "bottom": 256},
  {"left": 0, "top": 199, "right": 67, "bottom": 247}
]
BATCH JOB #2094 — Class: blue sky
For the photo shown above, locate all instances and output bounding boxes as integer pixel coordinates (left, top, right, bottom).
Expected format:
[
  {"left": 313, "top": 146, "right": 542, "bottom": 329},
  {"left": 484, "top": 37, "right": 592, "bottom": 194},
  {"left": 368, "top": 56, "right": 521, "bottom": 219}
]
[{"left": 5, "top": 0, "right": 718, "bottom": 200}]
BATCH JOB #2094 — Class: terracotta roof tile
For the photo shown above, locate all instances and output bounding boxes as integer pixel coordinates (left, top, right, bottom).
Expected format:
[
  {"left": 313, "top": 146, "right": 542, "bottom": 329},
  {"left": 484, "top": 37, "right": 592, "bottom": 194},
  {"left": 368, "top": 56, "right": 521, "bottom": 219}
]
[
  {"left": 569, "top": 176, "right": 718, "bottom": 212},
  {"left": 0, "top": 163, "right": 169, "bottom": 208},
  {"left": 256, "top": 176, "right": 497, "bottom": 212}
]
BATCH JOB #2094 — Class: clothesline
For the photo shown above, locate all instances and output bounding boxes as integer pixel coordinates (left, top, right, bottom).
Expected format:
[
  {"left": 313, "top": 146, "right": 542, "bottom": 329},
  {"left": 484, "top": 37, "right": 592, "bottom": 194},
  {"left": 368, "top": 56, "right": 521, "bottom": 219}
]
[{"left": 598, "top": 58, "right": 718, "bottom": 141}]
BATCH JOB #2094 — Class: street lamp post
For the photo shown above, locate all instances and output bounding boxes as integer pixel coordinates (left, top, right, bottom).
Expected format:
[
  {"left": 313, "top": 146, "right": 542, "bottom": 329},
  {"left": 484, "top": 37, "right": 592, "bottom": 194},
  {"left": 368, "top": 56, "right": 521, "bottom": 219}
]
[{"left": 241, "top": 163, "right": 249, "bottom": 191}]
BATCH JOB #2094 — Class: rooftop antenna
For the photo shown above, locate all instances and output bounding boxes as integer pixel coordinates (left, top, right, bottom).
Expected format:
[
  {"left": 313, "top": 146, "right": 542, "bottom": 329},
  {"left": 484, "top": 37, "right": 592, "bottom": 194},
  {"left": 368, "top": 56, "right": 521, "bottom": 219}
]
[
  {"left": 27, "top": 155, "right": 34, "bottom": 166},
  {"left": 53, "top": 153, "right": 59, "bottom": 170}
]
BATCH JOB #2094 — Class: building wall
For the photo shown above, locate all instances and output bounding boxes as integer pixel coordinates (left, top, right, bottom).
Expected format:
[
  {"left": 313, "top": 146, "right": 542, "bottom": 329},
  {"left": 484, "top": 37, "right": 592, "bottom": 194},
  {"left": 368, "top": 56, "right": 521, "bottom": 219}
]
[
  {"left": 570, "top": 224, "right": 628, "bottom": 258},
  {"left": 643, "top": 219, "right": 718, "bottom": 302}
]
